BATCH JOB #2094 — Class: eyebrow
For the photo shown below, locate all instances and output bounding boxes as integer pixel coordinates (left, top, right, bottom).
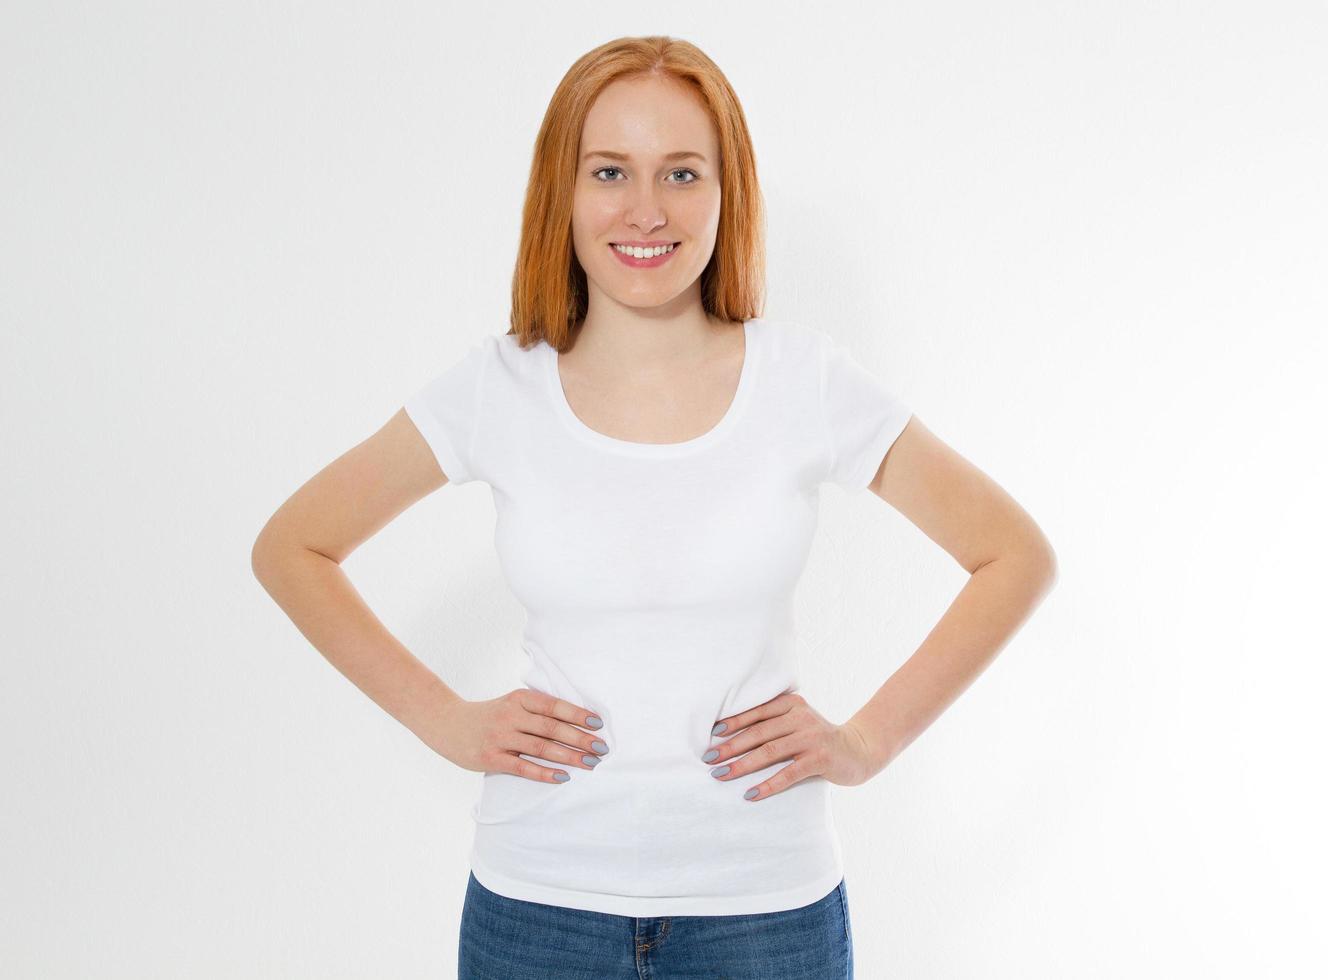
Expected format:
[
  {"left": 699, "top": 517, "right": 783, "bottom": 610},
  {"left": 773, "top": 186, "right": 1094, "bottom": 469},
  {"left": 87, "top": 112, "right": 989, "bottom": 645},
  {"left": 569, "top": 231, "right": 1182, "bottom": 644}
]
[{"left": 580, "top": 150, "right": 708, "bottom": 163}]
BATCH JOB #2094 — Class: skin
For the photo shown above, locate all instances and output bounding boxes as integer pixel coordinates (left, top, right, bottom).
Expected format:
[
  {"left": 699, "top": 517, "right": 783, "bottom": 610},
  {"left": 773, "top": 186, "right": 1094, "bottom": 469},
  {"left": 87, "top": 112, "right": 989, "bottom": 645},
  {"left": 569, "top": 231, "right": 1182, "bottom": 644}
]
[
  {"left": 708, "top": 426, "right": 1058, "bottom": 800},
  {"left": 250, "top": 72, "right": 1058, "bottom": 804},
  {"left": 559, "top": 72, "right": 739, "bottom": 444}
]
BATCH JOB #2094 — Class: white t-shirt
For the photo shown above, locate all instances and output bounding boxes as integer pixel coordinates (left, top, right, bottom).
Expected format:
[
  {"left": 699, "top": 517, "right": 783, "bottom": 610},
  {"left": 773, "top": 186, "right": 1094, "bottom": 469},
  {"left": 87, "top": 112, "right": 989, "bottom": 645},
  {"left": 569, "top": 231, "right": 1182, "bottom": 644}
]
[{"left": 403, "top": 316, "right": 912, "bottom": 916}]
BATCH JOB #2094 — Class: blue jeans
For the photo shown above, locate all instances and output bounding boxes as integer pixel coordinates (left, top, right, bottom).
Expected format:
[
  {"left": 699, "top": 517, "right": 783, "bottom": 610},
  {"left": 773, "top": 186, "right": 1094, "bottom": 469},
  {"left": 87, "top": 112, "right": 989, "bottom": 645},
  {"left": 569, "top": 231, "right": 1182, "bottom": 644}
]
[{"left": 459, "top": 870, "right": 854, "bottom": 979}]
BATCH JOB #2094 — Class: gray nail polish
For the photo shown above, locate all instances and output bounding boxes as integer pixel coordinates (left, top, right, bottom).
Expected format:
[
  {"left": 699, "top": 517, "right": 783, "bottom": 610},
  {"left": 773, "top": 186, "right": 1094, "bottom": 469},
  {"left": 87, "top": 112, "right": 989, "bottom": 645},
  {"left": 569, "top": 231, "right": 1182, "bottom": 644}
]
[
  {"left": 592, "top": 740, "right": 609, "bottom": 754},
  {"left": 586, "top": 716, "right": 603, "bottom": 729},
  {"left": 702, "top": 749, "right": 720, "bottom": 763},
  {"left": 744, "top": 788, "right": 759, "bottom": 799},
  {"left": 553, "top": 772, "right": 570, "bottom": 782},
  {"left": 711, "top": 722, "right": 727, "bottom": 735},
  {"left": 710, "top": 765, "right": 731, "bottom": 778},
  {"left": 582, "top": 755, "right": 600, "bottom": 767}
]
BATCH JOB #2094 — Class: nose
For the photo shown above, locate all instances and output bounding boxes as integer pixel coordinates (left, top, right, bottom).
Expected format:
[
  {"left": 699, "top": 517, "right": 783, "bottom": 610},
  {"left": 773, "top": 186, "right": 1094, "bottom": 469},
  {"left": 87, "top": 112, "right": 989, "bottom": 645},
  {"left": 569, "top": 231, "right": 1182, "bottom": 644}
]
[{"left": 623, "top": 192, "right": 667, "bottom": 234}]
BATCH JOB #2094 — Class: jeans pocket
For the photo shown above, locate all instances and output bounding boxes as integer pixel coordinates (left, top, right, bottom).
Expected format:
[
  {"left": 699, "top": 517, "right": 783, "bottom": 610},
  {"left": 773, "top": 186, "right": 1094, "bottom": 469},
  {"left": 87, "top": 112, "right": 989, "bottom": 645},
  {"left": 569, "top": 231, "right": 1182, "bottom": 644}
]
[{"left": 837, "top": 878, "right": 852, "bottom": 943}]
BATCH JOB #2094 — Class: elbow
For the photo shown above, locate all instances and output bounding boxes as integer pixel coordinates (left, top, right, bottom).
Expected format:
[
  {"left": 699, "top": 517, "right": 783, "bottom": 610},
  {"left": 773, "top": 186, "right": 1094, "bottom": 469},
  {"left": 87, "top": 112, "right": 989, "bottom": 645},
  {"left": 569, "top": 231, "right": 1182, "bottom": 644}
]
[
  {"left": 1019, "top": 517, "right": 1059, "bottom": 593},
  {"left": 998, "top": 535, "right": 1058, "bottom": 595},
  {"left": 250, "top": 522, "right": 291, "bottom": 587},
  {"left": 250, "top": 532, "right": 276, "bottom": 586},
  {"left": 1040, "top": 548, "right": 1059, "bottom": 593},
  {"left": 1028, "top": 540, "right": 1059, "bottom": 595},
  {"left": 251, "top": 524, "right": 338, "bottom": 588}
]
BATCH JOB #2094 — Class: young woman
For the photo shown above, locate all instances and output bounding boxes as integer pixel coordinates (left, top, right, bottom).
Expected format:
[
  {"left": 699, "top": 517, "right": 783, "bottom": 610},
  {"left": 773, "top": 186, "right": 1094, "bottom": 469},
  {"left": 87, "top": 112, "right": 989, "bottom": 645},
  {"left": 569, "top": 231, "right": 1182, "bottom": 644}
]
[{"left": 252, "top": 35, "right": 1057, "bottom": 979}]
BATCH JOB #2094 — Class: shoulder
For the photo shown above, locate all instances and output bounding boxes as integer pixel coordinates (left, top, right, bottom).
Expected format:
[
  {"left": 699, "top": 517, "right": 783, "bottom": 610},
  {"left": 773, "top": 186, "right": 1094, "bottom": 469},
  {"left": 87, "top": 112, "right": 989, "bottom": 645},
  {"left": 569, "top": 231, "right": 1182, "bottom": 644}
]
[
  {"left": 749, "top": 316, "right": 826, "bottom": 363},
  {"left": 418, "top": 331, "right": 543, "bottom": 383},
  {"left": 486, "top": 331, "right": 548, "bottom": 389},
  {"left": 476, "top": 330, "right": 548, "bottom": 364}
]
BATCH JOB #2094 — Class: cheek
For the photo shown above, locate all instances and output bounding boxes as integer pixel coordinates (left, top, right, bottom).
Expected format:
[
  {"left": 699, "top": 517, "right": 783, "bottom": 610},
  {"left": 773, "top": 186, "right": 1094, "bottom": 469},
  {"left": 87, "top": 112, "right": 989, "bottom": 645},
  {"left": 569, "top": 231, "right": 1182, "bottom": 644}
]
[
  {"left": 679, "top": 195, "right": 722, "bottom": 235},
  {"left": 576, "top": 193, "right": 616, "bottom": 219},
  {"left": 571, "top": 194, "right": 602, "bottom": 226},
  {"left": 574, "top": 213, "right": 617, "bottom": 249}
]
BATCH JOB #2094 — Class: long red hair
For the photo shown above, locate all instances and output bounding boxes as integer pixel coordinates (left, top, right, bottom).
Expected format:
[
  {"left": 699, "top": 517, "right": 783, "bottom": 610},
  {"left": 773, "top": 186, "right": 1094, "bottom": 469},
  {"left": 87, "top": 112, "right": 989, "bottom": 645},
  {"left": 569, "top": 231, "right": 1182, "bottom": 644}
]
[{"left": 507, "top": 36, "right": 766, "bottom": 351}]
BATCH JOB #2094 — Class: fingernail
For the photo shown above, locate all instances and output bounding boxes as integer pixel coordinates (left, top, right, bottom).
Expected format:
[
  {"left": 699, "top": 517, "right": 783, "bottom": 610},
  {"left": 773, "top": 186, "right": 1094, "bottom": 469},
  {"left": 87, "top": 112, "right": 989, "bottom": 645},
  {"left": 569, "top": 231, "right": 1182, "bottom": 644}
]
[
  {"left": 711, "top": 722, "right": 727, "bottom": 735},
  {"left": 553, "top": 772, "right": 570, "bottom": 782},
  {"left": 710, "top": 765, "right": 731, "bottom": 778},
  {"left": 592, "top": 740, "right": 609, "bottom": 754},
  {"left": 702, "top": 749, "right": 720, "bottom": 762},
  {"left": 744, "top": 788, "right": 759, "bottom": 799},
  {"left": 586, "top": 716, "right": 603, "bottom": 729},
  {"left": 582, "top": 755, "right": 600, "bottom": 767}
]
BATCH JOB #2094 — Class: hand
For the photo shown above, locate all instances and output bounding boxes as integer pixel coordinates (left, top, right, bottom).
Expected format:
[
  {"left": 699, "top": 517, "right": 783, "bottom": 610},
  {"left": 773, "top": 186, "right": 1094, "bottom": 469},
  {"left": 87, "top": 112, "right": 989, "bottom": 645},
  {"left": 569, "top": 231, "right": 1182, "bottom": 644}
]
[
  {"left": 703, "top": 692, "right": 877, "bottom": 801},
  {"left": 434, "top": 690, "right": 609, "bottom": 784}
]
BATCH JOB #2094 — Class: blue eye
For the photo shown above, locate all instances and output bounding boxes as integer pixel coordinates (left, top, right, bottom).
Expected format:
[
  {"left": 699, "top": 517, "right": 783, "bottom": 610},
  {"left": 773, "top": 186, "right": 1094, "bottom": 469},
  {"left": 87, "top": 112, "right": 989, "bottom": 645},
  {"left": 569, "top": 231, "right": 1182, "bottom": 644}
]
[{"left": 590, "top": 167, "right": 700, "bottom": 184}]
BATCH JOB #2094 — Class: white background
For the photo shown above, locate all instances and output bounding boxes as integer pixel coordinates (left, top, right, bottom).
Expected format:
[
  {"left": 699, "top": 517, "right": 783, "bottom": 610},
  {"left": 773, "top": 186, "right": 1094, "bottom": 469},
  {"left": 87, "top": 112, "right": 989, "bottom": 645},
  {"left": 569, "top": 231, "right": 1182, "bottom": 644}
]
[{"left": 3, "top": 2, "right": 1324, "bottom": 977}]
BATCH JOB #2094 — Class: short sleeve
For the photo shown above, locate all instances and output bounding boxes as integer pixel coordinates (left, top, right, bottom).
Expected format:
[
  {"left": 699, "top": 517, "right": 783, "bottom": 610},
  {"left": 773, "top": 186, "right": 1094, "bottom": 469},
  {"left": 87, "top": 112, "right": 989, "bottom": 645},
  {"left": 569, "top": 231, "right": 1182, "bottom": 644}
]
[
  {"left": 819, "top": 330, "right": 913, "bottom": 493},
  {"left": 402, "top": 337, "right": 491, "bottom": 485}
]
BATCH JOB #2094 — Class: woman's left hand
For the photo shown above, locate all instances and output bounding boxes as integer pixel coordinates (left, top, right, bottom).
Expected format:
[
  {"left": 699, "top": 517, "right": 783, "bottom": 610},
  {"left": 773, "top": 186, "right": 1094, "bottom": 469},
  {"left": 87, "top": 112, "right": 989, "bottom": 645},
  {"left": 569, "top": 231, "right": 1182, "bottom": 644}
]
[{"left": 703, "top": 692, "right": 879, "bottom": 801}]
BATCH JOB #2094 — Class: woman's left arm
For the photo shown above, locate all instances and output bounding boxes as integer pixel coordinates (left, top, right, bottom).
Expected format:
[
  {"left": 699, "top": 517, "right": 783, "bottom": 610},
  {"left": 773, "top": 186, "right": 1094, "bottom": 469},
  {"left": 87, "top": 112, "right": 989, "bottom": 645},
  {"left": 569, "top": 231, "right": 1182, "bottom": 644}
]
[
  {"left": 844, "top": 414, "right": 1059, "bottom": 780},
  {"left": 703, "top": 415, "right": 1057, "bottom": 800}
]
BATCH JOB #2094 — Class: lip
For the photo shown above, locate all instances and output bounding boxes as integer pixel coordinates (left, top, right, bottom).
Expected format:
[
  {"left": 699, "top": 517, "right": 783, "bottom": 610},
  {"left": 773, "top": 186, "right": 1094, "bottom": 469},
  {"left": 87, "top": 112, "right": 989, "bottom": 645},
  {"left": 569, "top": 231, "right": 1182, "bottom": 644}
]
[{"left": 609, "top": 241, "right": 681, "bottom": 269}]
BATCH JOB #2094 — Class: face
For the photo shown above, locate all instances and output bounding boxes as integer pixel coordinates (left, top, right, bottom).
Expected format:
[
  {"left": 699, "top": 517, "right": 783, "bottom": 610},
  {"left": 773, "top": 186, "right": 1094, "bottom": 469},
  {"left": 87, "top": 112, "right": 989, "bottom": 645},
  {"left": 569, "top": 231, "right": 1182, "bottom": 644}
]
[{"left": 571, "top": 73, "right": 722, "bottom": 316}]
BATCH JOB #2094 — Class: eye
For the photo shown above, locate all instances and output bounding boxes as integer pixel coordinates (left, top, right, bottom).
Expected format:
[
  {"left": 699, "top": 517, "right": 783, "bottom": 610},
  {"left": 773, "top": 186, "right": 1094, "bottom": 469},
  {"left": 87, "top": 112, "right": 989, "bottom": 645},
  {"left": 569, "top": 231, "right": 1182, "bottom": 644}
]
[{"left": 589, "top": 166, "right": 701, "bottom": 184}]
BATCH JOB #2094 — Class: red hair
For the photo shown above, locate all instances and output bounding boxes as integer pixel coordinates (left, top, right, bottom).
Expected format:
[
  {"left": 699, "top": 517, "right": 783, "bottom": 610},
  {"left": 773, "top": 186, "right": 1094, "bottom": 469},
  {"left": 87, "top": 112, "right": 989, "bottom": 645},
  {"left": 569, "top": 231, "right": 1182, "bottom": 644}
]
[{"left": 507, "top": 36, "right": 766, "bottom": 351}]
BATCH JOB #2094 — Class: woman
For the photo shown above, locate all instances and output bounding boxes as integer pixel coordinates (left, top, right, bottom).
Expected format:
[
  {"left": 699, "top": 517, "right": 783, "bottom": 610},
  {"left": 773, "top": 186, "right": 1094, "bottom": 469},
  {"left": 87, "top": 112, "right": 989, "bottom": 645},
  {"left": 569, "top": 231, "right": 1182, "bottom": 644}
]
[{"left": 252, "top": 35, "right": 1057, "bottom": 979}]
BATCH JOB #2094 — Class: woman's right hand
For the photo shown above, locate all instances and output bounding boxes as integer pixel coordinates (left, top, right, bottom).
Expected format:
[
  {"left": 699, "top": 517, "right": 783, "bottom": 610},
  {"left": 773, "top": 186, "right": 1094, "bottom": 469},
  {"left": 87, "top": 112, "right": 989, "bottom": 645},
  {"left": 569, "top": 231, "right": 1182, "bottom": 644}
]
[{"left": 433, "top": 690, "right": 608, "bottom": 783}]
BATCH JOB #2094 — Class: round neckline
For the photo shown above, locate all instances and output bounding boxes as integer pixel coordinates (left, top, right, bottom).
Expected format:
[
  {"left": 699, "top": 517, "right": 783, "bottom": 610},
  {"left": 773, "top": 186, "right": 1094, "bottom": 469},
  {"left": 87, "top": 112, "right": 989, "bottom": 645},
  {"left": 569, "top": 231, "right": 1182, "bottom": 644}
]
[{"left": 543, "top": 319, "right": 759, "bottom": 457}]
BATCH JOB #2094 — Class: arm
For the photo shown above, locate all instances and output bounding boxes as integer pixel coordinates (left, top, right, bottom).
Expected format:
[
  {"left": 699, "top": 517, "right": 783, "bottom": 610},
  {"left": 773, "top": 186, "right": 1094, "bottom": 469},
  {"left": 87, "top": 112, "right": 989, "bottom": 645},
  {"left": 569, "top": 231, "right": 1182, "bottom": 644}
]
[
  {"left": 250, "top": 408, "right": 465, "bottom": 756},
  {"left": 845, "top": 416, "right": 1059, "bottom": 779}
]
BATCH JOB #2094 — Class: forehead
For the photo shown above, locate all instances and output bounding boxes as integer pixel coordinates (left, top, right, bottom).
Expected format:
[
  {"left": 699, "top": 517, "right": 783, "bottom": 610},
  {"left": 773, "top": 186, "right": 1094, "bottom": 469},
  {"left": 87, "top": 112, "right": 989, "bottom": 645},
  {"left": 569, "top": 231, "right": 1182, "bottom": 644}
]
[{"left": 579, "top": 75, "right": 718, "bottom": 158}]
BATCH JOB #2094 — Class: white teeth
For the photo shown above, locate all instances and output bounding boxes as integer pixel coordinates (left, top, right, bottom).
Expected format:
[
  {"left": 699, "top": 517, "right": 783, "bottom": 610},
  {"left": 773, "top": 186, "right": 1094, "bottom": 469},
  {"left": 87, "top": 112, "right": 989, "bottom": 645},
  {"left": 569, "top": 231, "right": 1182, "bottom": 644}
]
[{"left": 612, "top": 242, "right": 675, "bottom": 258}]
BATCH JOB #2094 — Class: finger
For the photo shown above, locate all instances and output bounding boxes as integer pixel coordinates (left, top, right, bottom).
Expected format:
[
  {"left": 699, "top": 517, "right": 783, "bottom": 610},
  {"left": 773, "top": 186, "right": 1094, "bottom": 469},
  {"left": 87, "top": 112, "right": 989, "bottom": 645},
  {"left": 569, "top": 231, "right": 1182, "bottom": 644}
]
[
  {"left": 518, "top": 689, "right": 604, "bottom": 732},
  {"left": 744, "top": 755, "right": 819, "bottom": 802},
  {"left": 489, "top": 749, "right": 571, "bottom": 784},
  {"left": 702, "top": 715, "right": 798, "bottom": 768},
  {"left": 710, "top": 732, "right": 804, "bottom": 781},
  {"left": 514, "top": 705, "right": 610, "bottom": 760},
  {"left": 710, "top": 691, "right": 801, "bottom": 739},
  {"left": 509, "top": 731, "right": 604, "bottom": 770}
]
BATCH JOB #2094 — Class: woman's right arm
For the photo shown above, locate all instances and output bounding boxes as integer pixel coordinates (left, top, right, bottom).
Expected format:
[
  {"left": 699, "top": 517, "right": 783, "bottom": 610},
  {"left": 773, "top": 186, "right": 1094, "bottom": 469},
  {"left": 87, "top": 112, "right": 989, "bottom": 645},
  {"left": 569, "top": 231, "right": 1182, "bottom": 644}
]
[
  {"left": 250, "top": 408, "right": 462, "bottom": 756},
  {"left": 249, "top": 409, "right": 606, "bottom": 782}
]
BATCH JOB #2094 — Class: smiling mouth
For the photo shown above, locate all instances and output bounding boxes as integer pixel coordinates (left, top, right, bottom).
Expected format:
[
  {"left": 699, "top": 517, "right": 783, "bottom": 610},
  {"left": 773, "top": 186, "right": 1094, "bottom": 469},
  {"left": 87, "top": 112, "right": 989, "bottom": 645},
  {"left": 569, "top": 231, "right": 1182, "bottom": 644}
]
[{"left": 609, "top": 241, "right": 681, "bottom": 256}]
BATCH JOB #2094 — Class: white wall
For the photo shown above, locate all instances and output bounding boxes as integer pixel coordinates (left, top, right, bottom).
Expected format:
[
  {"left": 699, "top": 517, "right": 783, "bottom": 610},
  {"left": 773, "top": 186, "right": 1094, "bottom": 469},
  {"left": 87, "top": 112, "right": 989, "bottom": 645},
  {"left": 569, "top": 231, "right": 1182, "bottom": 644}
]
[{"left": 3, "top": 2, "right": 1322, "bottom": 977}]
